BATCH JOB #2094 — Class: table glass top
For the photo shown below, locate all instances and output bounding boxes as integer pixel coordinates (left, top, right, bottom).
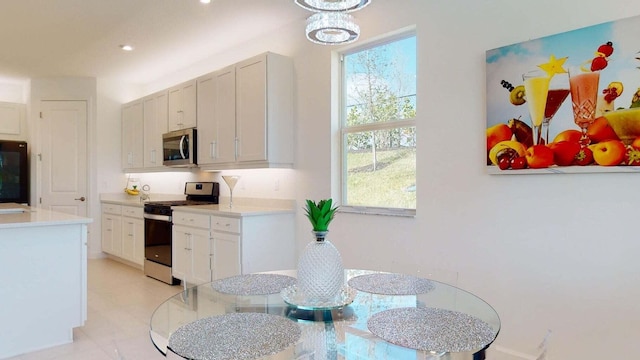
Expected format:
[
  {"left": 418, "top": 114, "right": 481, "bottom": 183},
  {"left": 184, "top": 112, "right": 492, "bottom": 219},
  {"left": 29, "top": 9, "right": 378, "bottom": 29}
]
[{"left": 150, "top": 269, "right": 500, "bottom": 360}]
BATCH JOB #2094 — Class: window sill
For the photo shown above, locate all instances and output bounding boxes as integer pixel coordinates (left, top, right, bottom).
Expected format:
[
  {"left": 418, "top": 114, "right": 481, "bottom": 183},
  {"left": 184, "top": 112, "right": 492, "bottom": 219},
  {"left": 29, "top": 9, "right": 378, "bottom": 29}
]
[{"left": 339, "top": 206, "right": 416, "bottom": 218}]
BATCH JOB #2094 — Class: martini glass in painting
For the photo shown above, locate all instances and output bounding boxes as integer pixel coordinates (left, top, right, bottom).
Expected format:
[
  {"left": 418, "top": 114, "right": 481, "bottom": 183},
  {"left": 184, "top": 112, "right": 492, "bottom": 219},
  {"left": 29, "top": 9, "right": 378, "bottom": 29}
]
[{"left": 542, "top": 73, "right": 570, "bottom": 145}]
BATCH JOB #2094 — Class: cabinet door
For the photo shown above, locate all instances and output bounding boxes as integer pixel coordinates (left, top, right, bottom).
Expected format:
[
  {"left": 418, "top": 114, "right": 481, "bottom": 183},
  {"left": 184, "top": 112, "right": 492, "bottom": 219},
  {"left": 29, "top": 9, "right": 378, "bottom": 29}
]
[
  {"left": 121, "top": 217, "right": 144, "bottom": 265},
  {"left": 172, "top": 225, "right": 191, "bottom": 282},
  {"left": 0, "top": 102, "right": 24, "bottom": 136},
  {"left": 191, "top": 228, "right": 213, "bottom": 285},
  {"left": 143, "top": 91, "right": 168, "bottom": 168},
  {"left": 101, "top": 213, "right": 122, "bottom": 256},
  {"left": 212, "top": 231, "right": 241, "bottom": 280},
  {"left": 236, "top": 55, "right": 267, "bottom": 163},
  {"left": 122, "top": 100, "right": 144, "bottom": 169},
  {"left": 197, "top": 66, "right": 236, "bottom": 165},
  {"left": 168, "top": 80, "right": 197, "bottom": 131}
]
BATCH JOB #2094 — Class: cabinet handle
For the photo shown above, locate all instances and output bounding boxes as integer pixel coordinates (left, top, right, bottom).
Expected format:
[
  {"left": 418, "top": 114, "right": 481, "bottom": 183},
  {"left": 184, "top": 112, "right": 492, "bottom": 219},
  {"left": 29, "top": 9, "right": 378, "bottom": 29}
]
[
  {"left": 210, "top": 142, "right": 216, "bottom": 159},
  {"left": 151, "top": 149, "right": 156, "bottom": 163}
]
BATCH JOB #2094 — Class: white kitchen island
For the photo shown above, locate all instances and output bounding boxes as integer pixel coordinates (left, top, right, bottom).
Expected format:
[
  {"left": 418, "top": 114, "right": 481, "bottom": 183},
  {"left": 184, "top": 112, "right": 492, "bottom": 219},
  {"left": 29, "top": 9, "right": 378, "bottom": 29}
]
[{"left": 0, "top": 204, "right": 92, "bottom": 359}]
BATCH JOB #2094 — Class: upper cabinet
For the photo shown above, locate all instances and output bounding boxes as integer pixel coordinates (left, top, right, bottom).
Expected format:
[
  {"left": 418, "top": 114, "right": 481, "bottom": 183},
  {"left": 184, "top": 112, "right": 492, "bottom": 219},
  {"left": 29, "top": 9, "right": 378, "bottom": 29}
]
[
  {"left": 198, "top": 52, "right": 294, "bottom": 170},
  {"left": 122, "top": 99, "right": 144, "bottom": 169},
  {"left": 120, "top": 52, "right": 294, "bottom": 172},
  {"left": 0, "top": 102, "right": 27, "bottom": 141},
  {"left": 197, "top": 65, "right": 237, "bottom": 166},
  {"left": 143, "top": 90, "right": 168, "bottom": 169},
  {"left": 168, "top": 79, "right": 197, "bottom": 131}
]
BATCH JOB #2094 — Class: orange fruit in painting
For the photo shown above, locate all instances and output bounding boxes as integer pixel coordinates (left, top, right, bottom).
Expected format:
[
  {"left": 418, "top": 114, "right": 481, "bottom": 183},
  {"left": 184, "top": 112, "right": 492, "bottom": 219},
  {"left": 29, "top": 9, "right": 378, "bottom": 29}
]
[
  {"left": 487, "top": 123, "right": 512, "bottom": 150},
  {"left": 525, "top": 145, "right": 555, "bottom": 168},
  {"left": 552, "top": 129, "right": 582, "bottom": 144},
  {"left": 591, "top": 140, "right": 626, "bottom": 166},
  {"left": 631, "top": 136, "right": 640, "bottom": 150},
  {"left": 587, "top": 116, "right": 619, "bottom": 143}
]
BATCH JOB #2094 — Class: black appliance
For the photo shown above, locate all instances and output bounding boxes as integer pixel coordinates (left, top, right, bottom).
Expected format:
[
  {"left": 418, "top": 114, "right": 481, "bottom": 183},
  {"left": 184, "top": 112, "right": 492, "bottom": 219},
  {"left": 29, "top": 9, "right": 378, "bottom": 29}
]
[
  {"left": 162, "top": 128, "right": 197, "bottom": 167},
  {"left": 0, "top": 140, "right": 29, "bottom": 204},
  {"left": 143, "top": 182, "right": 219, "bottom": 285}
]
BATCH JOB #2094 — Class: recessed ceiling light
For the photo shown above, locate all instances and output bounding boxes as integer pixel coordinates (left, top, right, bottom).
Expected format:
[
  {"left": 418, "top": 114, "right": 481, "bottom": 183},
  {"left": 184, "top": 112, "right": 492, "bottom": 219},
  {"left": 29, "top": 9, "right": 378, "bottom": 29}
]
[
  {"left": 200, "top": 0, "right": 211, "bottom": 3},
  {"left": 120, "top": 44, "right": 134, "bottom": 51}
]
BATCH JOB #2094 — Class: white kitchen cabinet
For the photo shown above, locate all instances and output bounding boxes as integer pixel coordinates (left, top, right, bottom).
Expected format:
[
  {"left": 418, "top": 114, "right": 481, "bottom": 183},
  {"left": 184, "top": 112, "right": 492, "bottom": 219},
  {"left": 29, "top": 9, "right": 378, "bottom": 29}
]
[
  {"left": 120, "top": 206, "right": 144, "bottom": 266},
  {"left": 172, "top": 208, "right": 295, "bottom": 281},
  {"left": 173, "top": 211, "right": 212, "bottom": 285},
  {"left": 168, "top": 79, "right": 197, "bottom": 131},
  {"left": 235, "top": 52, "right": 294, "bottom": 167},
  {"left": 212, "top": 232, "right": 240, "bottom": 280},
  {"left": 101, "top": 204, "right": 122, "bottom": 256},
  {"left": 197, "top": 65, "right": 236, "bottom": 166},
  {"left": 122, "top": 99, "right": 144, "bottom": 169},
  {"left": 0, "top": 102, "right": 26, "bottom": 139},
  {"left": 143, "top": 90, "right": 168, "bottom": 168},
  {"left": 211, "top": 216, "right": 241, "bottom": 280},
  {"left": 197, "top": 52, "right": 294, "bottom": 171}
]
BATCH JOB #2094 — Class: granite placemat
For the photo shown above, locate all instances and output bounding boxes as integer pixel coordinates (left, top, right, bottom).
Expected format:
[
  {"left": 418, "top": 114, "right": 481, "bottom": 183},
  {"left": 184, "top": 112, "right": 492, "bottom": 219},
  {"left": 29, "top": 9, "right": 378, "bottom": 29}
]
[
  {"left": 211, "top": 274, "right": 296, "bottom": 295},
  {"left": 367, "top": 307, "right": 496, "bottom": 353},
  {"left": 168, "top": 313, "right": 301, "bottom": 360},
  {"left": 347, "top": 273, "right": 434, "bottom": 295}
]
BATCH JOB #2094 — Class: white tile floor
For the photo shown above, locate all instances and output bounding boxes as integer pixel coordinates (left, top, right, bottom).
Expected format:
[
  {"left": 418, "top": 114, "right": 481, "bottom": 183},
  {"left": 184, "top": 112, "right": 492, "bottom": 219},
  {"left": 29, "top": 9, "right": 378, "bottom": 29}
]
[{"left": 8, "top": 258, "right": 182, "bottom": 360}]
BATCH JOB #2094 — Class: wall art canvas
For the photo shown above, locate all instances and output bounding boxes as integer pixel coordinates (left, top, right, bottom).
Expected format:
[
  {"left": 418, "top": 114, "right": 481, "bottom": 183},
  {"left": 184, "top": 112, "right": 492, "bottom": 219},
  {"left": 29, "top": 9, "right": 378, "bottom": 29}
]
[{"left": 486, "top": 15, "right": 640, "bottom": 174}]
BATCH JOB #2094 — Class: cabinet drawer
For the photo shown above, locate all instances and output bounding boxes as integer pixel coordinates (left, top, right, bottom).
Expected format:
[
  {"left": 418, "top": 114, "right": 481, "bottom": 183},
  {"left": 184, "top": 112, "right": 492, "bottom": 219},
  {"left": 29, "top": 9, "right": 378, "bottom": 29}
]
[
  {"left": 173, "top": 212, "right": 210, "bottom": 229},
  {"left": 102, "top": 203, "right": 122, "bottom": 215},
  {"left": 211, "top": 215, "right": 240, "bottom": 234},
  {"left": 122, "top": 205, "right": 143, "bottom": 218}
]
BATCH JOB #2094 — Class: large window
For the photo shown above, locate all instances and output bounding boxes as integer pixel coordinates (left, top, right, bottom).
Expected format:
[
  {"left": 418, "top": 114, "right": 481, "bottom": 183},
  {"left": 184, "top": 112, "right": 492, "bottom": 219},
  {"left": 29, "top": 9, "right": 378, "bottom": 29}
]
[{"left": 340, "top": 33, "right": 416, "bottom": 214}]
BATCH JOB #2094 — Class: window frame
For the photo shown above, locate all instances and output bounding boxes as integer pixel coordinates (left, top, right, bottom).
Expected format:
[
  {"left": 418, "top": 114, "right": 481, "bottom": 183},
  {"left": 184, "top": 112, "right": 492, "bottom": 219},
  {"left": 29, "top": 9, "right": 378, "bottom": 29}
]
[{"left": 338, "top": 30, "right": 417, "bottom": 217}]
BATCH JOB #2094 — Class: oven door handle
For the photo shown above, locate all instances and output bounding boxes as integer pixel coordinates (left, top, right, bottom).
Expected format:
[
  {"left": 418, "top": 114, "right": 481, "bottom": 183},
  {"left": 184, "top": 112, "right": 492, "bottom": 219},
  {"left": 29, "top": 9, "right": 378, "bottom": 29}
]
[{"left": 143, "top": 213, "right": 172, "bottom": 222}]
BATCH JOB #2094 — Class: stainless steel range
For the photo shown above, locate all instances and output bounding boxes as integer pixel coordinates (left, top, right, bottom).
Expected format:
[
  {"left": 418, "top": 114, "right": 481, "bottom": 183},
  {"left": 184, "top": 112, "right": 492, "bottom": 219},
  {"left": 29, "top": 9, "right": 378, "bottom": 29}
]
[{"left": 143, "top": 182, "right": 219, "bottom": 285}]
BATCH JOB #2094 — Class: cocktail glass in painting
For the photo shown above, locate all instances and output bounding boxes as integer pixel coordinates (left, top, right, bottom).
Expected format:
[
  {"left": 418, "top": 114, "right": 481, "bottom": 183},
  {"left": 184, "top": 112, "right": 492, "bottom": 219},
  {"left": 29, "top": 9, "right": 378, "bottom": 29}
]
[
  {"left": 523, "top": 69, "right": 550, "bottom": 145},
  {"left": 569, "top": 67, "right": 600, "bottom": 146},
  {"left": 542, "top": 73, "right": 570, "bottom": 145},
  {"left": 222, "top": 175, "right": 240, "bottom": 208}
]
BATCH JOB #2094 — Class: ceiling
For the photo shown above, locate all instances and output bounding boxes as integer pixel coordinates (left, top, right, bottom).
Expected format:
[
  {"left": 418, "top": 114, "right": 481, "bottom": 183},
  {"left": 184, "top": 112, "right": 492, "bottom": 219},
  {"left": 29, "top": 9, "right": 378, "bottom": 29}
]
[{"left": 0, "top": 0, "right": 308, "bottom": 84}]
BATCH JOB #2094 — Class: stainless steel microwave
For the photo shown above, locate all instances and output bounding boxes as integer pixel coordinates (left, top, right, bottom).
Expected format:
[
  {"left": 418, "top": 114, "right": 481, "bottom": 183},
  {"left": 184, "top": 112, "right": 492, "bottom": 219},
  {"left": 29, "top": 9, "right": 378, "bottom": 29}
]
[{"left": 163, "top": 128, "right": 197, "bottom": 167}]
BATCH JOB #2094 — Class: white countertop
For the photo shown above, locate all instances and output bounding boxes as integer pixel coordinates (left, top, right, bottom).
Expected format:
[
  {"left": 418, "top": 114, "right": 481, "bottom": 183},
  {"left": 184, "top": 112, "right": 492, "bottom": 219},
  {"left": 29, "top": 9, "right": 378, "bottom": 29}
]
[
  {"left": 172, "top": 204, "right": 295, "bottom": 217},
  {"left": 0, "top": 204, "right": 93, "bottom": 229},
  {"left": 99, "top": 193, "right": 296, "bottom": 216}
]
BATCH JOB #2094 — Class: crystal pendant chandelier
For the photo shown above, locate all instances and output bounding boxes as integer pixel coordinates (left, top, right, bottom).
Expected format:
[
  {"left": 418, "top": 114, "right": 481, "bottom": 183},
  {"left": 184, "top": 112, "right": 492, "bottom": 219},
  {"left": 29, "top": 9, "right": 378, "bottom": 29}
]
[
  {"left": 306, "top": 12, "right": 359, "bottom": 45},
  {"left": 295, "top": 0, "right": 372, "bottom": 45},
  {"left": 294, "top": 0, "right": 371, "bottom": 12}
]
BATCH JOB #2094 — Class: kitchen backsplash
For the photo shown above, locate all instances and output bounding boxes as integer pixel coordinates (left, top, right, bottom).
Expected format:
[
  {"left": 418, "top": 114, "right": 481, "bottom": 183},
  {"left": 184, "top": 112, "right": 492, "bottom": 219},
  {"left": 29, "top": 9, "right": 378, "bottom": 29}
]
[{"left": 121, "top": 168, "right": 296, "bottom": 200}]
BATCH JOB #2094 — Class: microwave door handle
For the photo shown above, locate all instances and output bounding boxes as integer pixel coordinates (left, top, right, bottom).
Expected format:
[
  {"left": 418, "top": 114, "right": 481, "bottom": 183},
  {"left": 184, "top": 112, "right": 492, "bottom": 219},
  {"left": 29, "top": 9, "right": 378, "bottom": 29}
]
[{"left": 179, "top": 135, "right": 186, "bottom": 159}]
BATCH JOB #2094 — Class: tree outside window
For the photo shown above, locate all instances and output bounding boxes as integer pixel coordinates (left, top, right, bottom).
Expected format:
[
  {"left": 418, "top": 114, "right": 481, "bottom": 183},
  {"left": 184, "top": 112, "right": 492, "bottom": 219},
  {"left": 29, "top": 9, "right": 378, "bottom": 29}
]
[{"left": 341, "top": 34, "right": 416, "bottom": 212}]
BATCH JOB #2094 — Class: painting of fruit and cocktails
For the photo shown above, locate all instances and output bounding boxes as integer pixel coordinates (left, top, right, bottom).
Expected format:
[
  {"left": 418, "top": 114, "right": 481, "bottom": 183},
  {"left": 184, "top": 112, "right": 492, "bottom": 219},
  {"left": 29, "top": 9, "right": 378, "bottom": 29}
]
[{"left": 486, "top": 15, "right": 640, "bottom": 174}]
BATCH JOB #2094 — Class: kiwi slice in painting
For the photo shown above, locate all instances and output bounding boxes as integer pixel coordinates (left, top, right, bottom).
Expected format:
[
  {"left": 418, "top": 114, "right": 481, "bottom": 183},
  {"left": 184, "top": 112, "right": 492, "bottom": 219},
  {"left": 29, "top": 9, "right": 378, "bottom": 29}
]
[{"left": 510, "top": 85, "right": 526, "bottom": 106}]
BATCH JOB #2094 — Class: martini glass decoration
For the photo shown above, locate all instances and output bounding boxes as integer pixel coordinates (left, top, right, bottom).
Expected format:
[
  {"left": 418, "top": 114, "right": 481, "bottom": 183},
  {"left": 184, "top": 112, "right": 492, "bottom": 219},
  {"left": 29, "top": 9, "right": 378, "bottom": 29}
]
[{"left": 222, "top": 175, "right": 240, "bottom": 208}]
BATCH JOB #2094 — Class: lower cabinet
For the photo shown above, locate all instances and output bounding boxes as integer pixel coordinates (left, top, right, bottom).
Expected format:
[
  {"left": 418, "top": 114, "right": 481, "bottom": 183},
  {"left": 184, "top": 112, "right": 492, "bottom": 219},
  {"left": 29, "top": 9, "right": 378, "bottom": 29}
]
[
  {"left": 173, "top": 225, "right": 212, "bottom": 285},
  {"left": 172, "top": 209, "right": 295, "bottom": 284},
  {"left": 211, "top": 231, "right": 240, "bottom": 280},
  {"left": 101, "top": 204, "right": 122, "bottom": 256},
  {"left": 101, "top": 202, "right": 144, "bottom": 267},
  {"left": 121, "top": 214, "right": 144, "bottom": 265}
]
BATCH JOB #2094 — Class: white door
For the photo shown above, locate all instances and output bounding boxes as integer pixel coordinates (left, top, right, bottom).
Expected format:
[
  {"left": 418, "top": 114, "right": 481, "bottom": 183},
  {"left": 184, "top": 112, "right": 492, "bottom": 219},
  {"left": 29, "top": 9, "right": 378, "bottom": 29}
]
[{"left": 39, "top": 100, "right": 88, "bottom": 216}]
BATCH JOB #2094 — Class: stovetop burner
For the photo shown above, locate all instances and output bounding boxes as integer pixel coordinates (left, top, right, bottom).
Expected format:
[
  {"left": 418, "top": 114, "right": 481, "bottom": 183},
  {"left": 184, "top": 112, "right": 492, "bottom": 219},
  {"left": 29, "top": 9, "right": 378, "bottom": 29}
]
[{"left": 143, "top": 182, "right": 219, "bottom": 215}]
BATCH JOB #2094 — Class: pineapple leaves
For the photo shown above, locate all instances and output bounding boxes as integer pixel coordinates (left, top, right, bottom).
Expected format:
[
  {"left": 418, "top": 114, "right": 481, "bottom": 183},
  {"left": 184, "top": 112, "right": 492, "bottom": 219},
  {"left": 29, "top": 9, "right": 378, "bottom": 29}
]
[{"left": 304, "top": 198, "right": 339, "bottom": 232}]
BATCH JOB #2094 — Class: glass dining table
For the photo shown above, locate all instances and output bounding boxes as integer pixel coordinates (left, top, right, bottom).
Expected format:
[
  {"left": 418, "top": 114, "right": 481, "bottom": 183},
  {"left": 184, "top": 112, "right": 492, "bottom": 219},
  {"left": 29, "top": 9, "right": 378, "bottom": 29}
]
[{"left": 149, "top": 269, "right": 500, "bottom": 360}]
